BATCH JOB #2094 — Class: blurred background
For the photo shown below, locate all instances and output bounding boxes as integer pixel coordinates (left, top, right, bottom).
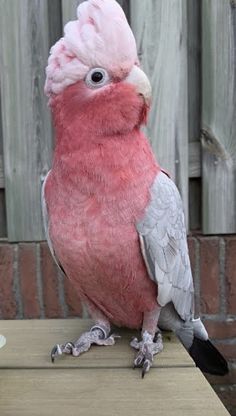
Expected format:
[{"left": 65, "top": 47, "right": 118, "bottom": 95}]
[{"left": 0, "top": 0, "right": 235, "bottom": 414}]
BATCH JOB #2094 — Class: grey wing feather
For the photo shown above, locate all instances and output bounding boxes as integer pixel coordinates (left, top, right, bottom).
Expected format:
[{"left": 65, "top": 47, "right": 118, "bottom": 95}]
[
  {"left": 137, "top": 171, "right": 194, "bottom": 321},
  {"left": 41, "top": 171, "right": 64, "bottom": 273}
]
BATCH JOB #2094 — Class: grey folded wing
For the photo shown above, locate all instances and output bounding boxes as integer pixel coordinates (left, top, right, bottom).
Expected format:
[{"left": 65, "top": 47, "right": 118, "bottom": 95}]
[
  {"left": 137, "top": 171, "right": 194, "bottom": 321},
  {"left": 41, "top": 171, "right": 65, "bottom": 274}
]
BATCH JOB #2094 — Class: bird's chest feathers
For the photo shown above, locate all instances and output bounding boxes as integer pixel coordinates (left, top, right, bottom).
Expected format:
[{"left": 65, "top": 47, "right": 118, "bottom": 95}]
[
  {"left": 48, "top": 166, "right": 147, "bottom": 257},
  {"left": 46, "top": 133, "right": 159, "bottom": 268}
]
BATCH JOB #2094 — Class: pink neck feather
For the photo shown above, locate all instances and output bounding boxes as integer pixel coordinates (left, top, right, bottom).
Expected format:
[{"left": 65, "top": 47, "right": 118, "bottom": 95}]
[{"left": 49, "top": 82, "right": 160, "bottom": 219}]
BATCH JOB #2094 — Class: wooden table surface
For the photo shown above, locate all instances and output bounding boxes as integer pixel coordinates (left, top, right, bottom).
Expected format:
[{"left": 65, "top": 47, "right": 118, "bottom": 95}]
[{"left": 0, "top": 319, "right": 230, "bottom": 416}]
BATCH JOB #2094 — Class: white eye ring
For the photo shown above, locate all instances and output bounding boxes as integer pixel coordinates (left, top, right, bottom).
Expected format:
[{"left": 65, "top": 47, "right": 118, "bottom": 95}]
[{"left": 85, "top": 68, "right": 110, "bottom": 89}]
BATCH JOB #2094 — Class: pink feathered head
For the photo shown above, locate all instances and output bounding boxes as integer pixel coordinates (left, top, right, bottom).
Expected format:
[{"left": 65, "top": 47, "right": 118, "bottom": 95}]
[{"left": 45, "top": 0, "right": 138, "bottom": 96}]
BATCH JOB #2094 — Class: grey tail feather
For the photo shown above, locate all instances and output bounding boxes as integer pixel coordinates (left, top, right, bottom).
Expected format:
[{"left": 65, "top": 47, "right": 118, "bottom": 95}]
[
  {"left": 189, "top": 337, "right": 229, "bottom": 376},
  {"left": 175, "top": 322, "right": 194, "bottom": 351}
]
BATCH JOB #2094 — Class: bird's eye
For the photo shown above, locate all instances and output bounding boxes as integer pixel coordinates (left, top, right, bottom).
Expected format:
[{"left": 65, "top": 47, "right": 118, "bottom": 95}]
[
  {"left": 85, "top": 68, "right": 110, "bottom": 89},
  {"left": 91, "top": 72, "right": 103, "bottom": 83}
]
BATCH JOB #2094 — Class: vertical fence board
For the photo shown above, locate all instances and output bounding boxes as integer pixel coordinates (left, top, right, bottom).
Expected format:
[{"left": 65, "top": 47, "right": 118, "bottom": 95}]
[
  {"left": 0, "top": 85, "right": 4, "bottom": 190},
  {"left": 117, "top": 0, "right": 130, "bottom": 20},
  {"left": 61, "top": 1, "right": 130, "bottom": 27},
  {"left": 0, "top": 89, "right": 3, "bottom": 156},
  {"left": 62, "top": 0, "right": 83, "bottom": 25},
  {"left": 0, "top": 0, "right": 233, "bottom": 238},
  {"left": 0, "top": 190, "right": 6, "bottom": 238},
  {"left": 202, "top": 0, "right": 236, "bottom": 234},
  {"left": 189, "top": 179, "right": 202, "bottom": 231},
  {"left": 187, "top": 0, "right": 202, "bottom": 230},
  {"left": 0, "top": 156, "right": 4, "bottom": 189},
  {"left": 130, "top": 0, "right": 189, "bottom": 225},
  {"left": 0, "top": 0, "right": 54, "bottom": 241},
  {"left": 0, "top": 90, "right": 6, "bottom": 236},
  {"left": 187, "top": 0, "right": 201, "bottom": 145},
  {"left": 62, "top": 0, "right": 130, "bottom": 26},
  {"left": 48, "top": 0, "right": 62, "bottom": 47}
]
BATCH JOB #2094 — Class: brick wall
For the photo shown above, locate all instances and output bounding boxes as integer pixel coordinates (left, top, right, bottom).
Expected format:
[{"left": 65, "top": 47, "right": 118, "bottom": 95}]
[
  {"left": 0, "top": 242, "right": 82, "bottom": 319},
  {"left": 189, "top": 236, "right": 236, "bottom": 416},
  {"left": 0, "top": 236, "right": 236, "bottom": 415}
]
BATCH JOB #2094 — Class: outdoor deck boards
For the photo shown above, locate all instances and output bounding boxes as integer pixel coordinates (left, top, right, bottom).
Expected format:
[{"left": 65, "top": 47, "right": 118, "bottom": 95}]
[{"left": 0, "top": 319, "right": 230, "bottom": 415}]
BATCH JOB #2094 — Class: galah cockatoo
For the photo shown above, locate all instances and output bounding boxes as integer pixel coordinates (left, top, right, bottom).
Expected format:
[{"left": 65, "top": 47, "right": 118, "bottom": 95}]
[{"left": 43, "top": 0, "right": 228, "bottom": 377}]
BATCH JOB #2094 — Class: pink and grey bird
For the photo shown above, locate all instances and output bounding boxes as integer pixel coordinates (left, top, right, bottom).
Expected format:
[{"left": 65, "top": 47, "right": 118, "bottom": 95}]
[{"left": 43, "top": 0, "right": 228, "bottom": 376}]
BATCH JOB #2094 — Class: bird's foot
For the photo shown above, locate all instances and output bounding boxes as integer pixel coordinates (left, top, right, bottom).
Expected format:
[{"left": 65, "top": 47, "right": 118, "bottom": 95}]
[
  {"left": 130, "top": 330, "right": 163, "bottom": 378},
  {"left": 51, "top": 325, "right": 119, "bottom": 362}
]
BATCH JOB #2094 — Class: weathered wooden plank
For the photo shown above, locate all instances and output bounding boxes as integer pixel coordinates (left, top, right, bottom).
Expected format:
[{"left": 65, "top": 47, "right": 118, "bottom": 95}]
[
  {"left": 0, "top": 85, "right": 4, "bottom": 190},
  {"left": 187, "top": 0, "right": 201, "bottom": 144},
  {"left": 0, "top": 155, "right": 4, "bottom": 188},
  {"left": 0, "top": 319, "right": 194, "bottom": 368},
  {"left": 62, "top": 0, "right": 83, "bottom": 26},
  {"left": 117, "top": 0, "right": 130, "bottom": 20},
  {"left": 189, "top": 179, "right": 201, "bottom": 231},
  {"left": 187, "top": 0, "right": 202, "bottom": 231},
  {"left": 0, "top": 90, "right": 3, "bottom": 155},
  {"left": 189, "top": 141, "right": 201, "bottom": 178},
  {"left": 130, "top": 0, "right": 189, "bottom": 226},
  {"left": 47, "top": 0, "right": 62, "bottom": 48},
  {"left": 202, "top": 0, "right": 236, "bottom": 233},
  {"left": 0, "top": 190, "right": 7, "bottom": 237},
  {"left": 0, "top": 0, "right": 53, "bottom": 241},
  {"left": 0, "top": 89, "right": 6, "bottom": 234},
  {"left": 189, "top": 141, "right": 202, "bottom": 230},
  {"left": 0, "top": 368, "right": 230, "bottom": 416},
  {"left": 62, "top": 0, "right": 130, "bottom": 26}
]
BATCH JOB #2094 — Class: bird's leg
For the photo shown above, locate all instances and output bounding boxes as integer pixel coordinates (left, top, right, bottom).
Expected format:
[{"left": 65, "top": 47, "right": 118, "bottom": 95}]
[
  {"left": 130, "top": 305, "right": 163, "bottom": 377},
  {"left": 51, "top": 303, "right": 119, "bottom": 362}
]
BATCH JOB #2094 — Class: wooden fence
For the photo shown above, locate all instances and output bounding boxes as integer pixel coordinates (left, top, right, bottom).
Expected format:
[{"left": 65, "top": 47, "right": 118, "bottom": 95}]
[{"left": 0, "top": 0, "right": 235, "bottom": 242}]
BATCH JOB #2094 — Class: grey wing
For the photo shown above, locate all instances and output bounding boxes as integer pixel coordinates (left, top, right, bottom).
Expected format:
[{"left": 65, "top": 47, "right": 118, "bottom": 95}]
[
  {"left": 41, "top": 171, "right": 65, "bottom": 273},
  {"left": 137, "top": 171, "right": 194, "bottom": 321}
]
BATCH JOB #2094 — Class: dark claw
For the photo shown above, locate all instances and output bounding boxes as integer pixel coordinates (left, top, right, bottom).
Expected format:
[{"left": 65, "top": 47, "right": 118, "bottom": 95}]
[
  {"left": 141, "top": 360, "right": 150, "bottom": 379},
  {"left": 65, "top": 341, "right": 75, "bottom": 353},
  {"left": 134, "top": 354, "right": 144, "bottom": 368},
  {"left": 133, "top": 361, "right": 142, "bottom": 369},
  {"left": 51, "top": 345, "right": 59, "bottom": 363},
  {"left": 136, "top": 356, "right": 144, "bottom": 366},
  {"left": 51, "top": 341, "right": 75, "bottom": 362},
  {"left": 143, "top": 346, "right": 153, "bottom": 363},
  {"left": 153, "top": 330, "right": 161, "bottom": 343}
]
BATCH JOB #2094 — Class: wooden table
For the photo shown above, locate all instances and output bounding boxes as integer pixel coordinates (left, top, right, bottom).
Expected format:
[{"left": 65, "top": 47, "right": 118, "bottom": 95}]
[{"left": 0, "top": 319, "right": 230, "bottom": 415}]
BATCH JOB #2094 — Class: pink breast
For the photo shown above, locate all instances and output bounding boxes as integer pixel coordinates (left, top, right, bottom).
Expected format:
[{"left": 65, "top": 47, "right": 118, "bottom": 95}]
[
  {"left": 45, "top": 130, "right": 160, "bottom": 329},
  {"left": 48, "top": 191, "right": 157, "bottom": 329}
]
